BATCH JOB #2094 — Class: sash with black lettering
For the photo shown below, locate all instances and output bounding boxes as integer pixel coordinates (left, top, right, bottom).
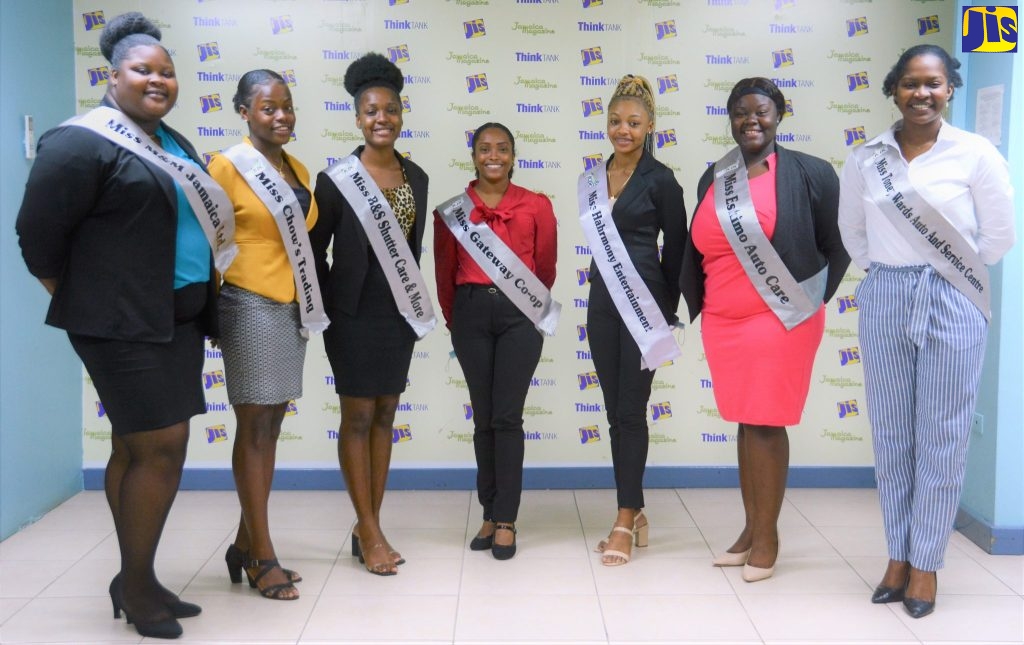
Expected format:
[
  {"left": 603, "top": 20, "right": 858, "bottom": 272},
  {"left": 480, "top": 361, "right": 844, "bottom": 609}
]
[
  {"left": 577, "top": 165, "right": 680, "bottom": 370},
  {"left": 713, "top": 147, "right": 825, "bottom": 330},
  {"left": 436, "top": 191, "right": 561, "bottom": 336},
  {"left": 324, "top": 155, "right": 436, "bottom": 338},
  {"left": 860, "top": 142, "right": 991, "bottom": 320},
  {"left": 221, "top": 143, "right": 329, "bottom": 337},
  {"left": 65, "top": 106, "right": 237, "bottom": 273}
]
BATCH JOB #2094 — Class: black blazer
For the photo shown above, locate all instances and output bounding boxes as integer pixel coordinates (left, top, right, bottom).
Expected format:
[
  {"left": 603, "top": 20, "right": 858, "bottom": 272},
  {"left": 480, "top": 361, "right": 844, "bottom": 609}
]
[
  {"left": 679, "top": 144, "right": 850, "bottom": 322},
  {"left": 588, "top": 149, "right": 687, "bottom": 323},
  {"left": 16, "top": 104, "right": 217, "bottom": 342},
  {"left": 311, "top": 146, "right": 430, "bottom": 316}
]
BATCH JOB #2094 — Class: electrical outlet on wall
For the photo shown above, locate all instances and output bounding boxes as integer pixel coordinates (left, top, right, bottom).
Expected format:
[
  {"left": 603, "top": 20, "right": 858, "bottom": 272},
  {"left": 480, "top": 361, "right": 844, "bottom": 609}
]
[{"left": 971, "top": 413, "right": 984, "bottom": 436}]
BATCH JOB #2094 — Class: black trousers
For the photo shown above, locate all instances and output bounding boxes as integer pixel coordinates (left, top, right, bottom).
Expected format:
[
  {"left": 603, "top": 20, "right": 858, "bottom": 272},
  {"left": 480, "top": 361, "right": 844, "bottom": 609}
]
[
  {"left": 452, "top": 284, "right": 544, "bottom": 523},
  {"left": 586, "top": 279, "right": 657, "bottom": 509}
]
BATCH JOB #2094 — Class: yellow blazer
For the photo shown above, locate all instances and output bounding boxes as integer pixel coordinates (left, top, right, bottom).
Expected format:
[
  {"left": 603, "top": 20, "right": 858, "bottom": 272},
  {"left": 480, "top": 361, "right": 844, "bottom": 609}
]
[{"left": 209, "top": 138, "right": 319, "bottom": 303}]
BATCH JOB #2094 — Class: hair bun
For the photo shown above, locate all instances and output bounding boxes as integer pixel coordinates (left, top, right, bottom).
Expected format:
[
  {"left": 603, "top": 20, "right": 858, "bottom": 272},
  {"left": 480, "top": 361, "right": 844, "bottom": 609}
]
[
  {"left": 343, "top": 52, "right": 404, "bottom": 98},
  {"left": 99, "top": 12, "right": 161, "bottom": 62}
]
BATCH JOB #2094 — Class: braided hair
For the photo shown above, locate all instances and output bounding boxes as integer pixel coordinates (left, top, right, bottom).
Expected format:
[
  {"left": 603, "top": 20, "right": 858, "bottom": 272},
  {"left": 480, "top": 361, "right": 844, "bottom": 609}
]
[{"left": 610, "top": 74, "right": 656, "bottom": 154}]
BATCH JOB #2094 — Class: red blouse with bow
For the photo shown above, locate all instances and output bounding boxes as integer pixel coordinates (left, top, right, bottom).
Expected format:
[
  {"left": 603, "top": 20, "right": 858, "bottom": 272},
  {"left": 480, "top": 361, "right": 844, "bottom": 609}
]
[{"left": 433, "top": 180, "right": 558, "bottom": 328}]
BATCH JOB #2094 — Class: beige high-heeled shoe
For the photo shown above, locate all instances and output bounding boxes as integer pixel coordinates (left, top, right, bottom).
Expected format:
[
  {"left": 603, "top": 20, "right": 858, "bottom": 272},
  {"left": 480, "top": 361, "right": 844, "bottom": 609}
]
[
  {"left": 599, "top": 512, "right": 649, "bottom": 566},
  {"left": 595, "top": 511, "right": 648, "bottom": 553},
  {"left": 712, "top": 548, "right": 750, "bottom": 567}
]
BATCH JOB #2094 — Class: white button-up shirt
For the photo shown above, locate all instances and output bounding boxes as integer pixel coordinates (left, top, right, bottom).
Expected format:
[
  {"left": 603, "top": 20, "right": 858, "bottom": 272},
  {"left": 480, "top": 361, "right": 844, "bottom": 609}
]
[{"left": 838, "top": 119, "right": 1015, "bottom": 271}]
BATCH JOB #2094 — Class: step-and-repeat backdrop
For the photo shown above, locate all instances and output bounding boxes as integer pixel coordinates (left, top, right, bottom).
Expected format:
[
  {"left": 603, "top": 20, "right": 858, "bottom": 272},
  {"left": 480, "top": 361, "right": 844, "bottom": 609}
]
[{"left": 73, "top": 0, "right": 953, "bottom": 472}]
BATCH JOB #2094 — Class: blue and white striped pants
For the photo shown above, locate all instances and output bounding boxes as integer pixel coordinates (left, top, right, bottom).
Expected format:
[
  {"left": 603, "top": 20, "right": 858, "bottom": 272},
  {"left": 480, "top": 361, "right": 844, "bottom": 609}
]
[{"left": 857, "top": 264, "right": 988, "bottom": 571}]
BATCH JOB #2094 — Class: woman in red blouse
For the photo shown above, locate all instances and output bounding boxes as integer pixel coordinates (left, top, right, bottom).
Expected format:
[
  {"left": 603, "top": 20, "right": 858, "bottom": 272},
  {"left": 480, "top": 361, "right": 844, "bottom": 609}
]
[{"left": 434, "top": 122, "right": 557, "bottom": 559}]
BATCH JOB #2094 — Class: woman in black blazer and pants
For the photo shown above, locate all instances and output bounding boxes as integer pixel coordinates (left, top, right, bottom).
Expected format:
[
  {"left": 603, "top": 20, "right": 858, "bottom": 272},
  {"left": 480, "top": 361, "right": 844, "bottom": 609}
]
[
  {"left": 588, "top": 75, "right": 687, "bottom": 566},
  {"left": 310, "top": 53, "right": 430, "bottom": 576},
  {"left": 16, "top": 13, "right": 216, "bottom": 639}
]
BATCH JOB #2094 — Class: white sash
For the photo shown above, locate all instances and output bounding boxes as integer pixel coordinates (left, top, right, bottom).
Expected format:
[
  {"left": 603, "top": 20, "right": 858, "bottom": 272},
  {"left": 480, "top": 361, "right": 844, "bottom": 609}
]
[
  {"left": 713, "top": 147, "right": 825, "bottom": 330},
  {"left": 436, "top": 191, "right": 561, "bottom": 336},
  {"left": 221, "top": 144, "right": 329, "bottom": 337},
  {"left": 65, "top": 106, "right": 237, "bottom": 273},
  {"left": 577, "top": 165, "right": 680, "bottom": 370},
  {"left": 860, "top": 142, "right": 991, "bottom": 320},
  {"left": 324, "top": 155, "right": 436, "bottom": 338}
]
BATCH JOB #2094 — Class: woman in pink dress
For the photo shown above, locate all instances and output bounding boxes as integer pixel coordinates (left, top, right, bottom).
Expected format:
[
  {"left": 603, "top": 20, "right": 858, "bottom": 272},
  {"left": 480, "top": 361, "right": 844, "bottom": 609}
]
[{"left": 679, "top": 77, "right": 849, "bottom": 581}]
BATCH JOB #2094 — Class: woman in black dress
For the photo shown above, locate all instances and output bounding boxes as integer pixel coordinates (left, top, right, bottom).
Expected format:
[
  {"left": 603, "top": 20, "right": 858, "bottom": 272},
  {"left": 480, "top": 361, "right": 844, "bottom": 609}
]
[{"left": 311, "top": 53, "right": 431, "bottom": 576}]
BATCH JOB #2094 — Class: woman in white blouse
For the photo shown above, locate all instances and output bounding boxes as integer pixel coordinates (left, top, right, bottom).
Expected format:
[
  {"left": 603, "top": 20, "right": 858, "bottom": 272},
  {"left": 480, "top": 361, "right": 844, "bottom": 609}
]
[{"left": 838, "top": 44, "right": 1014, "bottom": 619}]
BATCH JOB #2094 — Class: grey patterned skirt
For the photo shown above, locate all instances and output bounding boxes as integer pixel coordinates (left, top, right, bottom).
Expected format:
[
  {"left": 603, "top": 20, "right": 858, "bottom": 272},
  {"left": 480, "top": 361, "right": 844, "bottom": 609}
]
[{"left": 218, "top": 283, "right": 306, "bottom": 405}]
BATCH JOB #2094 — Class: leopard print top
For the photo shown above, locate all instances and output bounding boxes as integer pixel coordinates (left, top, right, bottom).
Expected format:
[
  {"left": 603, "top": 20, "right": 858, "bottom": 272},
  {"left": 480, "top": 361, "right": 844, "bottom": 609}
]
[{"left": 381, "top": 180, "right": 416, "bottom": 239}]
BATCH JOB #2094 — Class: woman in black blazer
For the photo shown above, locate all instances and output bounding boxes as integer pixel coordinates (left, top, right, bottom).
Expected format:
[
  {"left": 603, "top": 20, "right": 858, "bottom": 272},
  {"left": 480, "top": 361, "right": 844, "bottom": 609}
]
[
  {"left": 587, "top": 75, "right": 687, "bottom": 566},
  {"left": 310, "top": 53, "right": 430, "bottom": 577},
  {"left": 16, "top": 13, "right": 218, "bottom": 639},
  {"left": 679, "top": 77, "right": 848, "bottom": 583}
]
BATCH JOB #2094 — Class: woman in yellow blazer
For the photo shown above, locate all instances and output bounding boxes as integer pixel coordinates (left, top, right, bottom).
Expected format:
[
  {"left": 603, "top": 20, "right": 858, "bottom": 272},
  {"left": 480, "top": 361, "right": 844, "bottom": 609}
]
[{"left": 208, "top": 69, "right": 324, "bottom": 601}]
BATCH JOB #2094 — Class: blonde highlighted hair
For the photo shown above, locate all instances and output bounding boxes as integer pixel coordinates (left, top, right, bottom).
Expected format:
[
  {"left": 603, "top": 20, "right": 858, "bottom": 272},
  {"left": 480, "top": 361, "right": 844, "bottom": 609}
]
[
  {"left": 610, "top": 74, "right": 656, "bottom": 120},
  {"left": 610, "top": 74, "right": 656, "bottom": 154}
]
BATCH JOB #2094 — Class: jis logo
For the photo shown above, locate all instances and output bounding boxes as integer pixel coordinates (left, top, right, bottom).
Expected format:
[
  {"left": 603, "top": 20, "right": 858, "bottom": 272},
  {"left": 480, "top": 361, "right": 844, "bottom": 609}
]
[
  {"left": 201, "top": 151, "right": 220, "bottom": 166},
  {"left": 772, "top": 48, "right": 794, "bottom": 69},
  {"left": 656, "top": 129, "right": 677, "bottom": 148},
  {"left": 200, "top": 94, "right": 222, "bottom": 114},
  {"left": 579, "top": 425, "right": 601, "bottom": 444},
  {"left": 82, "top": 10, "right": 105, "bottom": 31},
  {"left": 918, "top": 14, "right": 941, "bottom": 36},
  {"left": 95, "top": 401, "right": 106, "bottom": 418},
  {"left": 392, "top": 424, "right": 412, "bottom": 443},
  {"left": 281, "top": 69, "right": 297, "bottom": 86},
  {"left": 657, "top": 74, "right": 679, "bottom": 94},
  {"left": 466, "top": 73, "right": 489, "bottom": 93},
  {"left": 651, "top": 402, "right": 672, "bottom": 421},
  {"left": 197, "top": 42, "right": 221, "bottom": 62},
  {"left": 271, "top": 15, "right": 293, "bottom": 35},
  {"left": 285, "top": 400, "right": 298, "bottom": 416},
  {"left": 583, "top": 153, "right": 603, "bottom": 171},
  {"left": 581, "top": 47, "right": 603, "bottom": 66},
  {"left": 578, "top": 372, "right": 600, "bottom": 390},
  {"left": 655, "top": 20, "right": 677, "bottom": 40},
  {"left": 401, "top": 95, "right": 411, "bottom": 112},
  {"left": 847, "top": 71, "right": 869, "bottom": 92},
  {"left": 844, "top": 126, "right": 866, "bottom": 147},
  {"left": 839, "top": 346, "right": 861, "bottom": 366},
  {"left": 464, "top": 18, "right": 486, "bottom": 38},
  {"left": 206, "top": 425, "right": 228, "bottom": 443},
  {"left": 837, "top": 295, "right": 859, "bottom": 313},
  {"left": 465, "top": 130, "right": 476, "bottom": 148},
  {"left": 203, "top": 370, "right": 226, "bottom": 389},
  {"left": 87, "top": 66, "right": 110, "bottom": 87},
  {"left": 582, "top": 98, "right": 604, "bottom": 117},
  {"left": 583, "top": 0, "right": 603, "bottom": 7},
  {"left": 837, "top": 400, "right": 859, "bottom": 419},
  {"left": 463, "top": 404, "right": 474, "bottom": 420},
  {"left": 962, "top": 6, "right": 1017, "bottom": 52},
  {"left": 388, "top": 44, "right": 410, "bottom": 64},
  {"left": 847, "top": 16, "right": 868, "bottom": 37},
  {"left": 784, "top": 99, "right": 794, "bottom": 118},
  {"left": 577, "top": 324, "right": 589, "bottom": 342}
]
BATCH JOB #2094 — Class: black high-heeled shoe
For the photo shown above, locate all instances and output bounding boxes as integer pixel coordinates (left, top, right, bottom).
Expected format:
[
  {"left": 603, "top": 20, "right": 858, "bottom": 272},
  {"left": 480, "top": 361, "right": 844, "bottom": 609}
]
[
  {"left": 108, "top": 577, "right": 184, "bottom": 639},
  {"left": 903, "top": 571, "right": 937, "bottom": 618},
  {"left": 491, "top": 522, "right": 517, "bottom": 560},
  {"left": 109, "top": 574, "right": 200, "bottom": 620},
  {"left": 871, "top": 583, "right": 906, "bottom": 604},
  {"left": 244, "top": 557, "right": 299, "bottom": 600},
  {"left": 225, "top": 544, "right": 301, "bottom": 584}
]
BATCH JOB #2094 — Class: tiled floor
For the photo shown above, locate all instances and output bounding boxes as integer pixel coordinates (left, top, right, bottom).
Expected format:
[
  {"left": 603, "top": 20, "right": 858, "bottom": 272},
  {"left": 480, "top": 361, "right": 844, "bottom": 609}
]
[{"left": 1, "top": 488, "right": 1021, "bottom": 644}]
